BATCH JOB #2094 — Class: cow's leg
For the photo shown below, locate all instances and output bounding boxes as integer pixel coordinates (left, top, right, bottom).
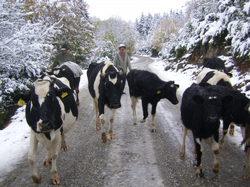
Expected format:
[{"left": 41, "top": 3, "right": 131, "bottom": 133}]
[
  {"left": 93, "top": 98, "right": 100, "bottom": 130},
  {"left": 108, "top": 109, "right": 116, "bottom": 140},
  {"left": 60, "top": 130, "right": 67, "bottom": 152},
  {"left": 131, "top": 96, "right": 137, "bottom": 125},
  {"left": 220, "top": 120, "right": 230, "bottom": 148},
  {"left": 180, "top": 126, "right": 188, "bottom": 157},
  {"left": 140, "top": 98, "right": 148, "bottom": 123},
  {"left": 43, "top": 150, "right": 51, "bottom": 166},
  {"left": 195, "top": 137, "right": 204, "bottom": 177},
  {"left": 28, "top": 133, "right": 41, "bottom": 184},
  {"left": 99, "top": 113, "right": 107, "bottom": 143},
  {"left": 98, "top": 101, "right": 107, "bottom": 143},
  {"left": 241, "top": 125, "right": 250, "bottom": 179},
  {"left": 211, "top": 134, "right": 220, "bottom": 174},
  {"left": 243, "top": 142, "right": 250, "bottom": 179},
  {"left": 50, "top": 134, "right": 61, "bottom": 184},
  {"left": 229, "top": 124, "right": 235, "bottom": 136},
  {"left": 75, "top": 86, "right": 80, "bottom": 106},
  {"left": 151, "top": 103, "right": 158, "bottom": 132}
]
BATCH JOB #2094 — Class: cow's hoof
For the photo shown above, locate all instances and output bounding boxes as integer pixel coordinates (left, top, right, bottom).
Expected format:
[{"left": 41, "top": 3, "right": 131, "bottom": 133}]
[
  {"left": 180, "top": 152, "right": 185, "bottom": 157},
  {"left": 140, "top": 119, "right": 146, "bottom": 123},
  {"left": 213, "top": 163, "right": 219, "bottom": 174},
  {"left": 243, "top": 175, "right": 249, "bottom": 179},
  {"left": 102, "top": 133, "right": 107, "bottom": 143},
  {"left": 43, "top": 159, "right": 51, "bottom": 166},
  {"left": 51, "top": 177, "right": 60, "bottom": 185},
  {"left": 219, "top": 143, "right": 225, "bottom": 149},
  {"left": 108, "top": 135, "right": 115, "bottom": 140},
  {"left": 32, "top": 174, "right": 42, "bottom": 184},
  {"left": 133, "top": 123, "right": 137, "bottom": 125},
  {"left": 151, "top": 129, "right": 156, "bottom": 132},
  {"left": 196, "top": 170, "right": 203, "bottom": 178},
  {"left": 213, "top": 168, "right": 219, "bottom": 174},
  {"left": 61, "top": 146, "right": 67, "bottom": 152}
]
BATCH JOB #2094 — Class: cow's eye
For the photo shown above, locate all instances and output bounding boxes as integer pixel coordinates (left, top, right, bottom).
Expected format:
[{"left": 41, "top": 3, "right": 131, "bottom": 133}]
[{"left": 51, "top": 97, "right": 55, "bottom": 102}]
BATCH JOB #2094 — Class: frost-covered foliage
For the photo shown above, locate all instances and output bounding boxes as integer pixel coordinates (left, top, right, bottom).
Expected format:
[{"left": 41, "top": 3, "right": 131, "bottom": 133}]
[
  {"left": 160, "top": 0, "right": 250, "bottom": 62},
  {"left": 0, "top": 0, "right": 94, "bottom": 110},
  {"left": 92, "top": 17, "right": 136, "bottom": 62},
  {"left": 0, "top": 0, "right": 54, "bottom": 108},
  {"left": 135, "top": 11, "right": 184, "bottom": 55}
]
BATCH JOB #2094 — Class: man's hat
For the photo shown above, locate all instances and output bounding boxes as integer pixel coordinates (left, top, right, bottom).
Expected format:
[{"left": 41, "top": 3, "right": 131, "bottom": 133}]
[
  {"left": 119, "top": 44, "right": 126, "bottom": 49},
  {"left": 61, "top": 43, "right": 68, "bottom": 50}
]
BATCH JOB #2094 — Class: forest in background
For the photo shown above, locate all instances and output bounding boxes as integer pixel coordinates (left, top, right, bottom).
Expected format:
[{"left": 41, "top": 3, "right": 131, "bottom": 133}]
[{"left": 0, "top": 0, "right": 250, "bottom": 127}]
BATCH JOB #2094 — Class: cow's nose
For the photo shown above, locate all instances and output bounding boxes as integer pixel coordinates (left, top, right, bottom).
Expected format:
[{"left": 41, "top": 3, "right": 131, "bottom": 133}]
[
  {"left": 110, "top": 102, "right": 121, "bottom": 109},
  {"left": 209, "top": 116, "right": 217, "bottom": 122},
  {"left": 38, "top": 121, "right": 51, "bottom": 131}
]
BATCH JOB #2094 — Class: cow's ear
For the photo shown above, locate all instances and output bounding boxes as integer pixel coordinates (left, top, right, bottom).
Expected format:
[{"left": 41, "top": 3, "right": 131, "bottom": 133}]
[
  {"left": 222, "top": 95, "right": 233, "bottom": 106},
  {"left": 13, "top": 93, "right": 31, "bottom": 106},
  {"left": 55, "top": 88, "right": 73, "bottom": 98},
  {"left": 192, "top": 95, "right": 204, "bottom": 104},
  {"left": 175, "top": 84, "right": 180, "bottom": 89}
]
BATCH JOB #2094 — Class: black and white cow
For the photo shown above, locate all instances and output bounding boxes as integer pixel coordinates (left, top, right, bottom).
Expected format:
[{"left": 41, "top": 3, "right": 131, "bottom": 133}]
[
  {"left": 13, "top": 75, "right": 78, "bottom": 184},
  {"left": 180, "top": 83, "right": 233, "bottom": 177},
  {"left": 197, "top": 67, "right": 233, "bottom": 89},
  {"left": 49, "top": 63, "right": 82, "bottom": 106},
  {"left": 87, "top": 61, "right": 125, "bottom": 143},
  {"left": 127, "top": 69, "right": 179, "bottom": 132}
]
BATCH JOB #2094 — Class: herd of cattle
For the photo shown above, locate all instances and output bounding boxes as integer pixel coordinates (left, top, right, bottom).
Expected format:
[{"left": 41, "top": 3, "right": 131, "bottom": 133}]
[{"left": 13, "top": 56, "right": 250, "bottom": 184}]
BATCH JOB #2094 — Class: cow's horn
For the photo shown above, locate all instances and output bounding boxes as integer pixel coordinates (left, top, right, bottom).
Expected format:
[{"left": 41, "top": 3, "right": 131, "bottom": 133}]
[
  {"left": 51, "top": 78, "right": 56, "bottom": 84},
  {"left": 119, "top": 70, "right": 123, "bottom": 75},
  {"left": 26, "top": 81, "right": 34, "bottom": 90}
]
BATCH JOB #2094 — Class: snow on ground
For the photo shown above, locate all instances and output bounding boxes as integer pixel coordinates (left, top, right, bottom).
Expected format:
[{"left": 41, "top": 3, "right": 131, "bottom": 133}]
[{"left": 0, "top": 57, "right": 247, "bottom": 182}]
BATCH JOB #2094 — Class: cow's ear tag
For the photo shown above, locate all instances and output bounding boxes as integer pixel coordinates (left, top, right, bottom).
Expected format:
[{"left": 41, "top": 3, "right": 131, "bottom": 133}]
[
  {"left": 18, "top": 98, "right": 25, "bottom": 106},
  {"left": 61, "top": 92, "right": 68, "bottom": 98},
  {"left": 157, "top": 90, "right": 161, "bottom": 94},
  {"left": 62, "top": 68, "right": 66, "bottom": 72}
]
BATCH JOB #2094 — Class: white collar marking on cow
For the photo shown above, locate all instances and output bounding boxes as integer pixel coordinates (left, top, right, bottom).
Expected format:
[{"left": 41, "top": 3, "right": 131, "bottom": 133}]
[
  {"left": 34, "top": 80, "right": 50, "bottom": 105},
  {"left": 109, "top": 74, "right": 117, "bottom": 85},
  {"left": 53, "top": 70, "right": 60, "bottom": 75}
]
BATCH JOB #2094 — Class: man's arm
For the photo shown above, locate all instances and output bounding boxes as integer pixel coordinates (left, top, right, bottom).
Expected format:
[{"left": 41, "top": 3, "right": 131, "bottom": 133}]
[{"left": 127, "top": 54, "right": 132, "bottom": 70}]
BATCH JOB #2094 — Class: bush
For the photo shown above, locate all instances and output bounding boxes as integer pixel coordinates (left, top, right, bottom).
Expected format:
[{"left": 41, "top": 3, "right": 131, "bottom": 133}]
[{"left": 176, "top": 46, "right": 186, "bottom": 58}]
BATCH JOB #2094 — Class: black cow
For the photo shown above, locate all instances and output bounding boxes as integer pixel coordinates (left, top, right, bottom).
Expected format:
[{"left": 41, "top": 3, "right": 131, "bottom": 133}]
[
  {"left": 87, "top": 61, "right": 125, "bottom": 143},
  {"left": 203, "top": 56, "right": 232, "bottom": 77},
  {"left": 180, "top": 83, "right": 233, "bottom": 177},
  {"left": 13, "top": 75, "right": 78, "bottom": 184},
  {"left": 197, "top": 68, "right": 249, "bottom": 148},
  {"left": 49, "top": 63, "right": 82, "bottom": 106},
  {"left": 127, "top": 69, "right": 179, "bottom": 132},
  {"left": 203, "top": 56, "right": 225, "bottom": 72}
]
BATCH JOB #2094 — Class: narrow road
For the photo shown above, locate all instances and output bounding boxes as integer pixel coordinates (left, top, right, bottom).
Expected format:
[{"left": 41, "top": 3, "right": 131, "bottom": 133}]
[{"left": 0, "top": 56, "right": 249, "bottom": 187}]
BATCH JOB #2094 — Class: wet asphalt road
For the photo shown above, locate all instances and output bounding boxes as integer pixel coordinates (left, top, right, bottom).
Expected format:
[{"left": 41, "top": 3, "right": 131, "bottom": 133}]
[{"left": 0, "top": 55, "right": 249, "bottom": 187}]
